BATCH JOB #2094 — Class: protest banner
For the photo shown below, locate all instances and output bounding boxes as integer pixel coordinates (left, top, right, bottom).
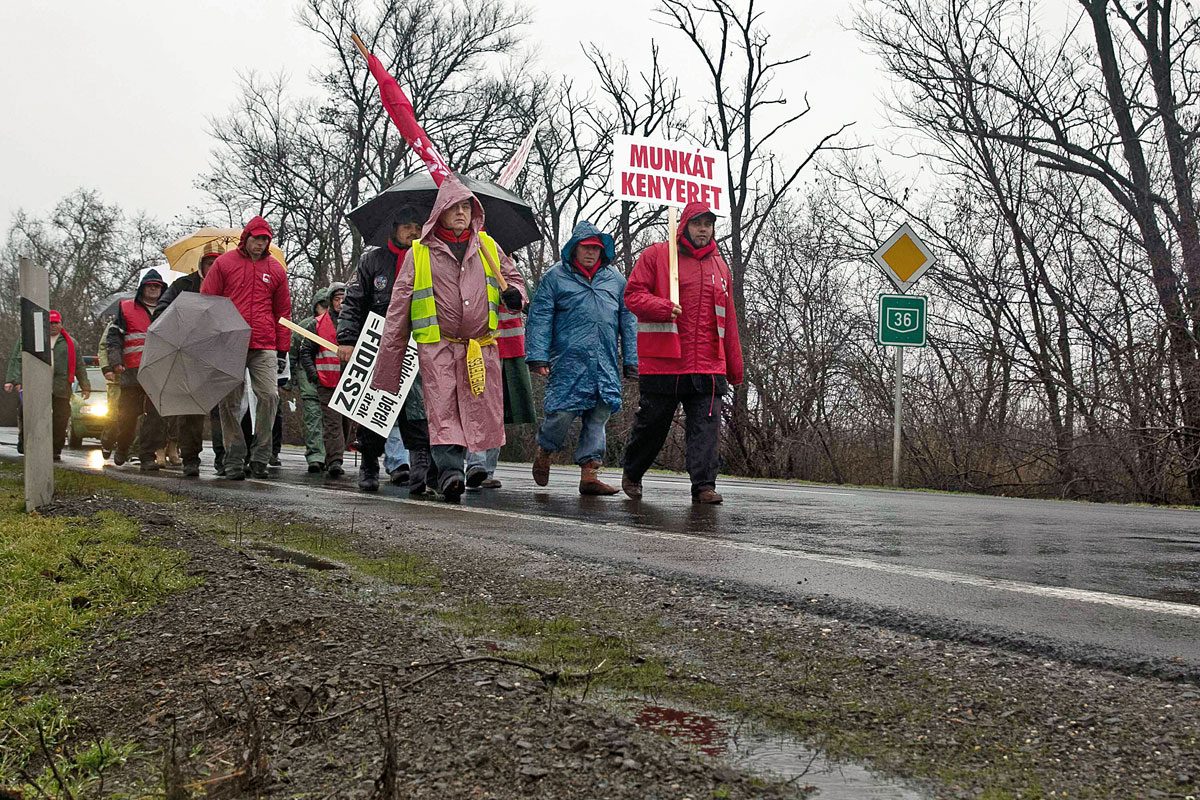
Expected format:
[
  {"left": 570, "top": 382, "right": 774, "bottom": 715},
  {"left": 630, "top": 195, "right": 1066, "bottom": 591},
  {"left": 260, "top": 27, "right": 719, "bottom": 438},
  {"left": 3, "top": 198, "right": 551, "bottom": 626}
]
[
  {"left": 329, "top": 313, "right": 417, "bottom": 438},
  {"left": 611, "top": 134, "right": 730, "bottom": 303}
]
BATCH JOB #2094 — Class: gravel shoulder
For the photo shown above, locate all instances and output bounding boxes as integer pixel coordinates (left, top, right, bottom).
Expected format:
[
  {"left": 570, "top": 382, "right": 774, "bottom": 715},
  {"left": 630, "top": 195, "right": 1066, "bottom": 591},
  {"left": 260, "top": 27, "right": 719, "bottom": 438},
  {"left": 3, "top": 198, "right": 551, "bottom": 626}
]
[{"left": 9, "top": 468, "right": 1200, "bottom": 799}]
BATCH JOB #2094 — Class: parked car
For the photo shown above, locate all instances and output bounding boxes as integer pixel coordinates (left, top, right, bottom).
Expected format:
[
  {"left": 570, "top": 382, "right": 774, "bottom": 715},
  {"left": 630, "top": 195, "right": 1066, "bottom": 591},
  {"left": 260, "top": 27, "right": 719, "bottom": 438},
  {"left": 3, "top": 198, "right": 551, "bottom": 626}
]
[{"left": 70, "top": 365, "right": 110, "bottom": 447}]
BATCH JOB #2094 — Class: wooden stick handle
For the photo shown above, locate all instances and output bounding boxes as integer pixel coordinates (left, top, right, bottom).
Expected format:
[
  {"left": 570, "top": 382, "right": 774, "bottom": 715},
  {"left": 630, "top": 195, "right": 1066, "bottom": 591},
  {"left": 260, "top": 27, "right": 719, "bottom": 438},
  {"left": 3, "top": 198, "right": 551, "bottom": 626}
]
[
  {"left": 279, "top": 317, "right": 337, "bottom": 353},
  {"left": 478, "top": 244, "right": 510, "bottom": 293},
  {"left": 351, "top": 33, "right": 370, "bottom": 60},
  {"left": 667, "top": 205, "right": 680, "bottom": 305}
]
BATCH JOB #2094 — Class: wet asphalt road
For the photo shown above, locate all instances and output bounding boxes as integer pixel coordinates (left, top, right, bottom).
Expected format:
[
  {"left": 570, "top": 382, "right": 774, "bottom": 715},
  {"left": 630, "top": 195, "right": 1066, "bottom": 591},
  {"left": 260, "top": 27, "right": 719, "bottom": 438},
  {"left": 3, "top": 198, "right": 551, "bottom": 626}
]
[{"left": 15, "top": 431, "right": 1200, "bottom": 677}]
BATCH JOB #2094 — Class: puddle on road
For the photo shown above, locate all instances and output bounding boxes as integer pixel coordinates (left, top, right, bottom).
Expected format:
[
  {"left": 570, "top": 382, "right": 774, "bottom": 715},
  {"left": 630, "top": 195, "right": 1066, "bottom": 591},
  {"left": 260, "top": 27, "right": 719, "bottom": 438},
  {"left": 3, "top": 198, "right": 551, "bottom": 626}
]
[{"left": 626, "top": 701, "right": 929, "bottom": 799}]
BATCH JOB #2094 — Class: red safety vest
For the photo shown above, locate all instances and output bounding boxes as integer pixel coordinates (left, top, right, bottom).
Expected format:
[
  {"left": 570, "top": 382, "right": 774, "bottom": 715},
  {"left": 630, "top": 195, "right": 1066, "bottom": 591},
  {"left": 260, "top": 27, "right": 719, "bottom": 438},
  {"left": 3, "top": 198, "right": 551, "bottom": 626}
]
[
  {"left": 314, "top": 312, "right": 342, "bottom": 388},
  {"left": 496, "top": 310, "right": 526, "bottom": 358},
  {"left": 119, "top": 299, "right": 151, "bottom": 369}
]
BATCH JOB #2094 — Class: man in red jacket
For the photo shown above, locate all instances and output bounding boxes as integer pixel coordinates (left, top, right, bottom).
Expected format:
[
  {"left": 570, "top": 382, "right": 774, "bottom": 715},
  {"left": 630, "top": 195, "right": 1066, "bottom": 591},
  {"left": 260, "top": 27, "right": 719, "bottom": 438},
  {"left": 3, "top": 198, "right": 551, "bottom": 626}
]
[
  {"left": 201, "top": 216, "right": 292, "bottom": 480},
  {"left": 621, "top": 201, "right": 744, "bottom": 504}
]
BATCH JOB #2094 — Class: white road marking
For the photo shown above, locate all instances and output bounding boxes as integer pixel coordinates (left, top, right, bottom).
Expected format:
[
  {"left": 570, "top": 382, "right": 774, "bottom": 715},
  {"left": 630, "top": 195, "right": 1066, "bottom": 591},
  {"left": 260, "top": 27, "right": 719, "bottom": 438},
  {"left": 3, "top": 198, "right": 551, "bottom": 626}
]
[{"left": 260, "top": 481, "right": 1200, "bottom": 621}]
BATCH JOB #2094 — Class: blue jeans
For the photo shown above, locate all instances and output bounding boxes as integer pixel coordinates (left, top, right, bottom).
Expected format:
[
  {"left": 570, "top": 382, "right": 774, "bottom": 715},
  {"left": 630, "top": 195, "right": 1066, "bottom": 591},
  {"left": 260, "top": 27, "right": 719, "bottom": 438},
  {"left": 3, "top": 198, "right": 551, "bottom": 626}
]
[
  {"left": 466, "top": 447, "right": 499, "bottom": 476},
  {"left": 537, "top": 403, "right": 613, "bottom": 465},
  {"left": 384, "top": 424, "right": 408, "bottom": 473}
]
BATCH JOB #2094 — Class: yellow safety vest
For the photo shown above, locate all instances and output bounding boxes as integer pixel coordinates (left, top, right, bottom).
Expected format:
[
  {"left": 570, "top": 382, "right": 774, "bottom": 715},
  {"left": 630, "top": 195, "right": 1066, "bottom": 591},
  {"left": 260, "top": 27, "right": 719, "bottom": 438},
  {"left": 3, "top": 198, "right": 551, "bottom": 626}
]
[{"left": 410, "top": 231, "right": 501, "bottom": 343}]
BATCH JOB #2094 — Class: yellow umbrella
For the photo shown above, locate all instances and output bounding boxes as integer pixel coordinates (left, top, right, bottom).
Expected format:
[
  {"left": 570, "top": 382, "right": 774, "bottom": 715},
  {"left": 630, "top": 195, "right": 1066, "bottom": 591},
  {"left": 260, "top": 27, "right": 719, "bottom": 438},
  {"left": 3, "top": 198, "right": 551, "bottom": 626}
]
[{"left": 163, "top": 227, "right": 288, "bottom": 274}]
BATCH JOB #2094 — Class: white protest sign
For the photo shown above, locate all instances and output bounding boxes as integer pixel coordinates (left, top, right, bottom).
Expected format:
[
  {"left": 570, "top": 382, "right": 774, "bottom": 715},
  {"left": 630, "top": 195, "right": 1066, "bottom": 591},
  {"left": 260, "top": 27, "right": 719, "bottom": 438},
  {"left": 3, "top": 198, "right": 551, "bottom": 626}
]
[
  {"left": 611, "top": 134, "right": 730, "bottom": 216},
  {"left": 329, "top": 312, "right": 417, "bottom": 438}
]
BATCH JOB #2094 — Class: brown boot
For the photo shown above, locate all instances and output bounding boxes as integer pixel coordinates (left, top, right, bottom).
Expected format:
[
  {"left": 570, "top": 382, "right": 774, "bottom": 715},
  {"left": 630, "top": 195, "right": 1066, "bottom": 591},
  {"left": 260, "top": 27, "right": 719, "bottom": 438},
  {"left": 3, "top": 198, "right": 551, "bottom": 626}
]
[
  {"left": 579, "top": 462, "right": 619, "bottom": 495},
  {"left": 693, "top": 489, "right": 723, "bottom": 504},
  {"left": 532, "top": 447, "right": 552, "bottom": 486},
  {"left": 621, "top": 472, "right": 643, "bottom": 499}
]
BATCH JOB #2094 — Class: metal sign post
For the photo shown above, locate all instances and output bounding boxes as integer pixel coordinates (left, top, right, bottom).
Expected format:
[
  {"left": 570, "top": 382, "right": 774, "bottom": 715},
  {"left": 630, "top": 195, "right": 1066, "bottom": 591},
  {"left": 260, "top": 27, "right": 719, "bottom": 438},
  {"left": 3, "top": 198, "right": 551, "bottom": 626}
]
[
  {"left": 871, "top": 226, "right": 936, "bottom": 488},
  {"left": 19, "top": 256, "right": 53, "bottom": 510}
]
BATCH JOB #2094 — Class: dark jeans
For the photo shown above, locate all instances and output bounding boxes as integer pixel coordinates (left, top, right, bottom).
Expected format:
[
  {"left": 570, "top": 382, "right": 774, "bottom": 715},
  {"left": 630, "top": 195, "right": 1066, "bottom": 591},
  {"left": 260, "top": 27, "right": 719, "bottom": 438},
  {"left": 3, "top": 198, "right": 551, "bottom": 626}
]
[
  {"left": 431, "top": 444, "right": 466, "bottom": 490},
  {"left": 20, "top": 396, "right": 87, "bottom": 456},
  {"left": 115, "top": 384, "right": 165, "bottom": 461},
  {"left": 52, "top": 396, "right": 70, "bottom": 455},
  {"left": 622, "top": 374, "right": 725, "bottom": 494},
  {"left": 177, "top": 414, "right": 206, "bottom": 467},
  {"left": 211, "top": 406, "right": 253, "bottom": 469}
]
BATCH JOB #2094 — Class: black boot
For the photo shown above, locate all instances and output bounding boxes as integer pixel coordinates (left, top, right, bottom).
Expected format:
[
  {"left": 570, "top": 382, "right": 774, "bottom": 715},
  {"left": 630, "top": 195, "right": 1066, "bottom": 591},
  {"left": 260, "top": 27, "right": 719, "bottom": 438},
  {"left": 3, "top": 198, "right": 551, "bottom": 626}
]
[{"left": 358, "top": 454, "right": 380, "bottom": 492}]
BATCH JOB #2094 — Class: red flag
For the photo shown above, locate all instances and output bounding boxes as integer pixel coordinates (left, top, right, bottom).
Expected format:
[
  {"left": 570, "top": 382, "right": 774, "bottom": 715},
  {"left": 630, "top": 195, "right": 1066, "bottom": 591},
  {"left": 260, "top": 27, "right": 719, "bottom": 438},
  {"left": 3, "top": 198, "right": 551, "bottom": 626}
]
[{"left": 362, "top": 50, "right": 451, "bottom": 186}]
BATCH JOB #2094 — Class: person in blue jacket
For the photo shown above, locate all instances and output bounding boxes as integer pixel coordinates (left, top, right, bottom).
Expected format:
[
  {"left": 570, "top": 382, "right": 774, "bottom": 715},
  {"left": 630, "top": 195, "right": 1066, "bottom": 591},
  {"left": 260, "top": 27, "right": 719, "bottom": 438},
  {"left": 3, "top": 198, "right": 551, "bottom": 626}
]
[{"left": 526, "top": 221, "right": 638, "bottom": 495}]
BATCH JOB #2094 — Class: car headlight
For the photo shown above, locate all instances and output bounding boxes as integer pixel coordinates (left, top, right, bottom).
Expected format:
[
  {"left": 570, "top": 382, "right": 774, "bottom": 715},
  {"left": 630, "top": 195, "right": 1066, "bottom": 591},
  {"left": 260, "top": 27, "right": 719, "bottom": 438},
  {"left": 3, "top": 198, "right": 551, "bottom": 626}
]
[{"left": 83, "top": 403, "right": 108, "bottom": 417}]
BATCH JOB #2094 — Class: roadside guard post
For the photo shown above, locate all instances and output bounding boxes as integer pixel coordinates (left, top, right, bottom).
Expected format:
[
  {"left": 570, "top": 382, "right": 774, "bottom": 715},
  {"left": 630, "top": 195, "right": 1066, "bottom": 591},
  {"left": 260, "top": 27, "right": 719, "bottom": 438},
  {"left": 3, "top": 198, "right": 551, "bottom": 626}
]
[
  {"left": 870, "top": 223, "right": 934, "bottom": 487},
  {"left": 280, "top": 313, "right": 416, "bottom": 438},
  {"left": 19, "top": 256, "right": 53, "bottom": 510},
  {"left": 611, "top": 135, "right": 730, "bottom": 302}
]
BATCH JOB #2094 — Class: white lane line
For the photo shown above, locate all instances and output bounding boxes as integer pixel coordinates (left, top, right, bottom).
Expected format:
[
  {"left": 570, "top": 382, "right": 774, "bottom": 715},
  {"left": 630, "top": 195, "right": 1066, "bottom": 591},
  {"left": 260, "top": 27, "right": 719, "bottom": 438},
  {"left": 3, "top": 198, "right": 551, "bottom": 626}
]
[
  {"left": 256, "top": 481, "right": 1200, "bottom": 621},
  {"left": 493, "top": 465, "right": 854, "bottom": 497}
]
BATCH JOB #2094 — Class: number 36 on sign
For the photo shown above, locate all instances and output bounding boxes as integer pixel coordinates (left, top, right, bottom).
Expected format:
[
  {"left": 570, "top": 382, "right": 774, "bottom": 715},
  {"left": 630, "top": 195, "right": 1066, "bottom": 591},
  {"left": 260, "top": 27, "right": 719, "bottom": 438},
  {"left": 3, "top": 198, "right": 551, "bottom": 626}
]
[{"left": 877, "top": 294, "right": 927, "bottom": 347}]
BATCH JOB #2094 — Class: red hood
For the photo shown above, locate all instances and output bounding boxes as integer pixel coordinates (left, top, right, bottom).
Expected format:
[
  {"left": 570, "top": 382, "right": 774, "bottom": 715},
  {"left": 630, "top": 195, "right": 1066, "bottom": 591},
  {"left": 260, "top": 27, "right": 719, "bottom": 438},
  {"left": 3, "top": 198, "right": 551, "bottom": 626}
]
[
  {"left": 677, "top": 201, "right": 716, "bottom": 244},
  {"left": 239, "top": 216, "right": 273, "bottom": 257}
]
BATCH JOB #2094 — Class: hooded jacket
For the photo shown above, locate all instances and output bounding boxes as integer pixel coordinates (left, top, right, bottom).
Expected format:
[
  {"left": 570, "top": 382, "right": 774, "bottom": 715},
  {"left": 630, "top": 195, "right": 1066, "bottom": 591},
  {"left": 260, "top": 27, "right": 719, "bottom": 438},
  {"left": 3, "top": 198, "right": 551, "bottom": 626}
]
[
  {"left": 623, "top": 201, "right": 743, "bottom": 384},
  {"left": 371, "top": 174, "right": 526, "bottom": 451},
  {"left": 525, "top": 221, "right": 637, "bottom": 414},
  {"left": 155, "top": 270, "right": 205, "bottom": 317},
  {"left": 289, "top": 288, "right": 330, "bottom": 400},
  {"left": 200, "top": 217, "right": 292, "bottom": 351},
  {"left": 107, "top": 269, "right": 167, "bottom": 387}
]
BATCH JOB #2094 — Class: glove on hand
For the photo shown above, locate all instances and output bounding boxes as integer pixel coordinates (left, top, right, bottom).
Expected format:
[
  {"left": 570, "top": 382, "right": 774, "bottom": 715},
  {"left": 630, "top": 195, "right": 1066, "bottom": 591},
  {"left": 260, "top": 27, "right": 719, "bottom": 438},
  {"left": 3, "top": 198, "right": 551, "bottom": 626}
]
[{"left": 501, "top": 287, "right": 523, "bottom": 311}]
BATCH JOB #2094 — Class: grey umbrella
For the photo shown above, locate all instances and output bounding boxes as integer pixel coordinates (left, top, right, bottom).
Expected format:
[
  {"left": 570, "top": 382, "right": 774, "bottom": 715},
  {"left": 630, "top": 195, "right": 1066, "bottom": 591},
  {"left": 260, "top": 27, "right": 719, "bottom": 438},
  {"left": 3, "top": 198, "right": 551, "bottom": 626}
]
[{"left": 138, "top": 293, "right": 251, "bottom": 416}]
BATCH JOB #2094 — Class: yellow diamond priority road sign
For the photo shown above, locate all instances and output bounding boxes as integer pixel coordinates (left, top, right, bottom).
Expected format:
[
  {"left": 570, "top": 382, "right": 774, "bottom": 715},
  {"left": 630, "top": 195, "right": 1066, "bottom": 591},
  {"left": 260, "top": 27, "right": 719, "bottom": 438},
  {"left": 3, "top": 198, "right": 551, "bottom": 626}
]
[{"left": 871, "top": 222, "right": 935, "bottom": 292}]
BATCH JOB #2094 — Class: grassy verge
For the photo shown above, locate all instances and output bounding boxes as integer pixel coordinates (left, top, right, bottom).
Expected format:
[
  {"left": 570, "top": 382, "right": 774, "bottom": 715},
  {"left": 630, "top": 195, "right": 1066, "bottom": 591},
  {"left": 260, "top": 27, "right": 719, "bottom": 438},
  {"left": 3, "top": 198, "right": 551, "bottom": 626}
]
[{"left": 0, "top": 462, "right": 195, "bottom": 793}]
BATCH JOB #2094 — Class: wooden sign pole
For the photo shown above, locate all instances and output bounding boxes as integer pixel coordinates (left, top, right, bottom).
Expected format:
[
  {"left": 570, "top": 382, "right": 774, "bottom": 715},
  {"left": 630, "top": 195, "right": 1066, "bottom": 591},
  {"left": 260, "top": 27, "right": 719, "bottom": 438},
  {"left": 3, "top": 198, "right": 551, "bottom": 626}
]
[
  {"left": 279, "top": 317, "right": 337, "bottom": 353},
  {"left": 667, "top": 206, "right": 679, "bottom": 305}
]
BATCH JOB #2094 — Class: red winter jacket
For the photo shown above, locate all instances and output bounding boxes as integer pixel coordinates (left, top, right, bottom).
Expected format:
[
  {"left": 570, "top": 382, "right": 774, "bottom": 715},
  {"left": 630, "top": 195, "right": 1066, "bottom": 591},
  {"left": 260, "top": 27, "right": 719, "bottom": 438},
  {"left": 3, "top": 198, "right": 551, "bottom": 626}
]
[
  {"left": 201, "top": 216, "right": 292, "bottom": 351},
  {"left": 624, "top": 202, "right": 744, "bottom": 384}
]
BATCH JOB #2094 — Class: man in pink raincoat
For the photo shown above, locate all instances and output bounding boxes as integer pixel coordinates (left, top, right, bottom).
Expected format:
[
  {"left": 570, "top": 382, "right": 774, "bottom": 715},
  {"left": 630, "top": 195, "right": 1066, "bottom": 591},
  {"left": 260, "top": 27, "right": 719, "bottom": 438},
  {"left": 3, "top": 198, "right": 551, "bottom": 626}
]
[{"left": 371, "top": 175, "right": 526, "bottom": 502}]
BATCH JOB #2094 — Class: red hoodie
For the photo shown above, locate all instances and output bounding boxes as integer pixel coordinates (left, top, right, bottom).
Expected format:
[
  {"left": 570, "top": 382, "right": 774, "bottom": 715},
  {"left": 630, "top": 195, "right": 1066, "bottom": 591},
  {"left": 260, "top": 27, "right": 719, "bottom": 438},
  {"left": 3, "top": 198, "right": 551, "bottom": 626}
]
[
  {"left": 623, "top": 201, "right": 743, "bottom": 383},
  {"left": 201, "top": 216, "right": 292, "bottom": 351}
]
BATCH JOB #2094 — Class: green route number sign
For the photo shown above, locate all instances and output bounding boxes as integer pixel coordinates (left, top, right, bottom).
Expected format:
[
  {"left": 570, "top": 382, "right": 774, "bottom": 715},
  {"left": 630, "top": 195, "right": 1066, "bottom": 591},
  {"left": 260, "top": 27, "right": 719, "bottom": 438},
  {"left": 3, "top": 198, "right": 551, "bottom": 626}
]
[{"left": 878, "top": 294, "right": 927, "bottom": 347}]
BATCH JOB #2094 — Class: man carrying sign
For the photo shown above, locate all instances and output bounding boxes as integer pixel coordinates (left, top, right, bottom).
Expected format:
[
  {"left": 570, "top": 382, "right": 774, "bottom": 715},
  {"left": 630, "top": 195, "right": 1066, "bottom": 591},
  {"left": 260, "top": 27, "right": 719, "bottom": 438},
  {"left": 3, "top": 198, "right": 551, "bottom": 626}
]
[
  {"left": 338, "top": 204, "right": 434, "bottom": 494},
  {"left": 371, "top": 175, "right": 526, "bottom": 503},
  {"left": 621, "top": 201, "right": 744, "bottom": 504}
]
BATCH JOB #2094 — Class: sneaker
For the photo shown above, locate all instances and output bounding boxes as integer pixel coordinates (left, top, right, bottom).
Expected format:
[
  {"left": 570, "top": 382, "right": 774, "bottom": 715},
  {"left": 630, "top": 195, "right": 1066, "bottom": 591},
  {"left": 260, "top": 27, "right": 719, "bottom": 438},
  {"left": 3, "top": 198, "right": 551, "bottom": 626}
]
[
  {"left": 307, "top": 462, "right": 324, "bottom": 474},
  {"left": 480, "top": 477, "right": 502, "bottom": 489},
  {"left": 326, "top": 462, "right": 345, "bottom": 478},
  {"left": 692, "top": 489, "right": 723, "bottom": 505},
  {"left": 269, "top": 455, "right": 282, "bottom": 467},
  {"left": 621, "top": 472, "right": 643, "bottom": 499},
  {"left": 113, "top": 451, "right": 129, "bottom": 466},
  {"left": 225, "top": 468, "right": 245, "bottom": 481},
  {"left": 214, "top": 463, "right": 226, "bottom": 477},
  {"left": 388, "top": 466, "right": 410, "bottom": 486},
  {"left": 249, "top": 462, "right": 269, "bottom": 479},
  {"left": 441, "top": 478, "right": 465, "bottom": 504},
  {"left": 466, "top": 466, "right": 488, "bottom": 489},
  {"left": 182, "top": 463, "right": 200, "bottom": 478}
]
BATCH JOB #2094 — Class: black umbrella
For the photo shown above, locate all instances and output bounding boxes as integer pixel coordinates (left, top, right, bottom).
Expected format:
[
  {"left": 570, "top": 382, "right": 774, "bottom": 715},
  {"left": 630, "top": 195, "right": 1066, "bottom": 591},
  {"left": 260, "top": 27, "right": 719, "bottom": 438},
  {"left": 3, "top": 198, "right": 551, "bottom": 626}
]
[
  {"left": 347, "top": 172, "right": 542, "bottom": 254},
  {"left": 93, "top": 292, "right": 133, "bottom": 318}
]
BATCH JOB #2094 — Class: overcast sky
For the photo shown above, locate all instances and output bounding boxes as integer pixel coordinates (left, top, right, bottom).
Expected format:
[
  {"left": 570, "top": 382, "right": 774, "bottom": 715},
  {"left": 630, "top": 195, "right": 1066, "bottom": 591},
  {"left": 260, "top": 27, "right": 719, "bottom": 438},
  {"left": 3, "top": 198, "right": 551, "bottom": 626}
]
[{"left": 0, "top": 0, "right": 887, "bottom": 229}]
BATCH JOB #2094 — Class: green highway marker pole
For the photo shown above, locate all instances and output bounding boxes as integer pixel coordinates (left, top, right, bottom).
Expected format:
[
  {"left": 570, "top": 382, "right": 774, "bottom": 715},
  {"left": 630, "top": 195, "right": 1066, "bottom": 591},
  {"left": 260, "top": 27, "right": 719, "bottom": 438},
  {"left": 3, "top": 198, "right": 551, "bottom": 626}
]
[
  {"left": 19, "top": 256, "right": 53, "bottom": 510},
  {"left": 893, "top": 346, "right": 903, "bottom": 487}
]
